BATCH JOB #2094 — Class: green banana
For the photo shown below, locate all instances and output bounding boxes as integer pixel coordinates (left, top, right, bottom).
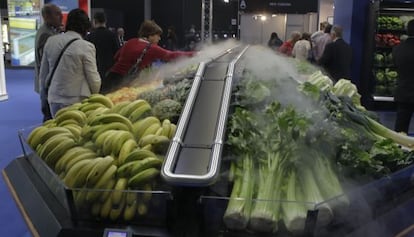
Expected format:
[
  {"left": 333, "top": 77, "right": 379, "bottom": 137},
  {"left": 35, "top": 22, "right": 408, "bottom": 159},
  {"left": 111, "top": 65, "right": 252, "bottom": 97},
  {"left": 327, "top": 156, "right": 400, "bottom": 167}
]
[
  {"left": 111, "top": 131, "right": 135, "bottom": 157},
  {"left": 54, "top": 103, "right": 82, "bottom": 118},
  {"left": 119, "top": 99, "right": 148, "bottom": 118},
  {"left": 140, "top": 123, "right": 161, "bottom": 139},
  {"left": 43, "top": 118, "right": 57, "bottom": 128},
  {"left": 91, "top": 122, "right": 131, "bottom": 141},
  {"left": 139, "top": 134, "right": 169, "bottom": 148},
  {"left": 108, "top": 101, "right": 130, "bottom": 114},
  {"left": 123, "top": 200, "right": 137, "bottom": 221},
  {"left": 99, "top": 178, "right": 117, "bottom": 203},
  {"left": 73, "top": 189, "right": 89, "bottom": 209},
  {"left": 79, "top": 102, "right": 106, "bottom": 113},
  {"left": 132, "top": 116, "right": 160, "bottom": 140},
  {"left": 85, "top": 156, "right": 115, "bottom": 187},
  {"left": 130, "top": 157, "right": 163, "bottom": 176},
  {"left": 85, "top": 107, "right": 109, "bottom": 120},
  {"left": 128, "top": 102, "right": 152, "bottom": 123},
  {"left": 118, "top": 139, "right": 138, "bottom": 165},
  {"left": 86, "top": 93, "right": 114, "bottom": 108},
  {"left": 44, "top": 138, "right": 77, "bottom": 168},
  {"left": 58, "top": 119, "right": 81, "bottom": 127},
  {"left": 38, "top": 133, "right": 74, "bottom": 159},
  {"left": 161, "top": 119, "right": 171, "bottom": 137},
  {"left": 89, "top": 113, "right": 133, "bottom": 131},
  {"left": 125, "top": 190, "right": 137, "bottom": 205},
  {"left": 111, "top": 178, "right": 128, "bottom": 207},
  {"left": 91, "top": 202, "right": 102, "bottom": 217},
  {"left": 109, "top": 194, "right": 126, "bottom": 221},
  {"left": 168, "top": 123, "right": 177, "bottom": 139},
  {"left": 27, "top": 126, "right": 48, "bottom": 149},
  {"left": 63, "top": 159, "right": 95, "bottom": 188},
  {"left": 64, "top": 151, "right": 97, "bottom": 173},
  {"left": 62, "top": 124, "right": 82, "bottom": 139},
  {"left": 123, "top": 149, "right": 157, "bottom": 164},
  {"left": 55, "top": 110, "right": 87, "bottom": 126},
  {"left": 86, "top": 165, "right": 117, "bottom": 202},
  {"left": 54, "top": 146, "right": 95, "bottom": 174},
  {"left": 136, "top": 201, "right": 148, "bottom": 216},
  {"left": 100, "top": 192, "right": 113, "bottom": 219},
  {"left": 94, "top": 130, "right": 118, "bottom": 148},
  {"left": 33, "top": 127, "right": 72, "bottom": 148},
  {"left": 117, "top": 160, "right": 141, "bottom": 178},
  {"left": 128, "top": 167, "right": 160, "bottom": 187}
]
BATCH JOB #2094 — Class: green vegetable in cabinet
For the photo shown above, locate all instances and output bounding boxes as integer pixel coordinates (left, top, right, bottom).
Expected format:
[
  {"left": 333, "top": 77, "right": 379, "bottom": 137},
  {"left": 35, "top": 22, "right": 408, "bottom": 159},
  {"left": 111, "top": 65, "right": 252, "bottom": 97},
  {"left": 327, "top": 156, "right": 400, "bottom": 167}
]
[
  {"left": 385, "top": 53, "right": 393, "bottom": 66},
  {"left": 375, "top": 71, "right": 386, "bottom": 84},
  {"left": 374, "top": 53, "right": 384, "bottom": 66},
  {"left": 385, "top": 68, "right": 398, "bottom": 80}
]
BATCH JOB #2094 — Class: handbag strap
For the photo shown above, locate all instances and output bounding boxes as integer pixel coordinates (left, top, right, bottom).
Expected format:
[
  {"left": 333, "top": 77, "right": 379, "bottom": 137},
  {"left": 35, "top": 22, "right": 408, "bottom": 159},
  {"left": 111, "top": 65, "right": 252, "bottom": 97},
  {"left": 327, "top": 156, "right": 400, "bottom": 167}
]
[
  {"left": 46, "top": 38, "right": 80, "bottom": 89},
  {"left": 130, "top": 42, "right": 152, "bottom": 74}
]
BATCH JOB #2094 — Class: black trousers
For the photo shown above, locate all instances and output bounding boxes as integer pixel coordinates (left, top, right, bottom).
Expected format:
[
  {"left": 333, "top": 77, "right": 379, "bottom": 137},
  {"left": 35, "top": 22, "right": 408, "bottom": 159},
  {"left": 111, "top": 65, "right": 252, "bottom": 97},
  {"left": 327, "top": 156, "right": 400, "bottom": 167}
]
[
  {"left": 101, "top": 71, "right": 124, "bottom": 94},
  {"left": 395, "top": 101, "right": 414, "bottom": 134},
  {"left": 40, "top": 90, "right": 52, "bottom": 122}
]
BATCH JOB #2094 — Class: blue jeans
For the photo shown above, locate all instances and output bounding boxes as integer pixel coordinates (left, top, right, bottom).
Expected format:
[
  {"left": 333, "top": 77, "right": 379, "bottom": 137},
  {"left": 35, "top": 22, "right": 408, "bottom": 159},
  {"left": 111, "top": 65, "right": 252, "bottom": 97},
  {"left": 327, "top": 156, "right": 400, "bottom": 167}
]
[{"left": 50, "top": 103, "right": 72, "bottom": 118}]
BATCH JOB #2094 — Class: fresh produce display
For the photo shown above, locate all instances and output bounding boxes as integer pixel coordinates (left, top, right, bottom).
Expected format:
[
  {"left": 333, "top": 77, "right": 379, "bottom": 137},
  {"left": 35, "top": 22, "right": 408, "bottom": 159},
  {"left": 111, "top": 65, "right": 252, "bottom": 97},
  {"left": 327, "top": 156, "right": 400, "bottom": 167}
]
[
  {"left": 26, "top": 93, "right": 177, "bottom": 221},
  {"left": 378, "top": 16, "right": 404, "bottom": 30},
  {"left": 375, "top": 33, "right": 401, "bottom": 47},
  {"left": 217, "top": 67, "right": 414, "bottom": 234},
  {"left": 374, "top": 68, "right": 398, "bottom": 96},
  {"left": 374, "top": 52, "right": 393, "bottom": 67}
]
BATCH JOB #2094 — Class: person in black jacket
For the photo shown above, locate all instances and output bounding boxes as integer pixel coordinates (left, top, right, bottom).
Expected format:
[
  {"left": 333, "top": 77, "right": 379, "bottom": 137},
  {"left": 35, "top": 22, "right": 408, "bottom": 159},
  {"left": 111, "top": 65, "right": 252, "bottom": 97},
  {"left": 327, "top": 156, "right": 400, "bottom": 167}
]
[
  {"left": 392, "top": 19, "right": 414, "bottom": 134},
  {"left": 86, "top": 12, "right": 120, "bottom": 92},
  {"left": 318, "top": 25, "right": 352, "bottom": 82}
]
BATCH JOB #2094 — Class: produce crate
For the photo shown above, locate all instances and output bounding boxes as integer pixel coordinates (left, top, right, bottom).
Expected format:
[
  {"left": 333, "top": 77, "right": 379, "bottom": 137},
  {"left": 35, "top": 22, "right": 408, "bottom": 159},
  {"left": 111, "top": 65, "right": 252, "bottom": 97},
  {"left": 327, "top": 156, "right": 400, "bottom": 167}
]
[{"left": 17, "top": 126, "right": 173, "bottom": 227}]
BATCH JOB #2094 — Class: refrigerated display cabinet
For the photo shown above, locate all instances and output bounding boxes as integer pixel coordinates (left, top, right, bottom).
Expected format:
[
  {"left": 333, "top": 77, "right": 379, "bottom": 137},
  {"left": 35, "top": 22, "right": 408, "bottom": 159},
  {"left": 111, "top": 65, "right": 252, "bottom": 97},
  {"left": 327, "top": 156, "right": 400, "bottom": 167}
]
[
  {"left": 361, "top": 0, "right": 414, "bottom": 110},
  {"left": 4, "top": 43, "right": 414, "bottom": 237}
]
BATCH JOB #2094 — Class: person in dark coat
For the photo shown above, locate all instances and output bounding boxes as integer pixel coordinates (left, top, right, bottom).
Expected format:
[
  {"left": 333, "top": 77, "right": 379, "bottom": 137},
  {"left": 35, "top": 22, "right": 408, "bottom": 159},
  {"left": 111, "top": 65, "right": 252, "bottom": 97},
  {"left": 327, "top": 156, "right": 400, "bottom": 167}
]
[
  {"left": 34, "top": 4, "right": 62, "bottom": 122},
  {"left": 318, "top": 25, "right": 352, "bottom": 82},
  {"left": 267, "top": 32, "right": 283, "bottom": 50},
  {"left": 392, "top": 19, "right": 414, "bottom": 134},
  {"left": 86, "top": 12, "right": 120, "bottom": 92}
]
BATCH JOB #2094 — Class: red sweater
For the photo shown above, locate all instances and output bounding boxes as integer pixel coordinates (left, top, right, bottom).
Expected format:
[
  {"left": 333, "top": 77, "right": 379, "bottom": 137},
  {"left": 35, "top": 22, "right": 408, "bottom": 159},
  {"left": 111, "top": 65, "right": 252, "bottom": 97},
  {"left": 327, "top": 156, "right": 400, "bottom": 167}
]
[
  {"left": 110, "top": 38, "right": 194, "bottom": 76},
  {"left": 278, "top": 41, "right": 294, "bottom": 56}
]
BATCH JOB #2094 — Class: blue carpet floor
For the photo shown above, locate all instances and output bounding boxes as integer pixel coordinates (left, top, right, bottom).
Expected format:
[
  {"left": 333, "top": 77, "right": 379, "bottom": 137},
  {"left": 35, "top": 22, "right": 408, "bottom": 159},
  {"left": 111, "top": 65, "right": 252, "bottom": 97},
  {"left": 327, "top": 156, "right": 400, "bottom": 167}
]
[{"left": 0, "top": 68, "right": 41, "bottom": 237}]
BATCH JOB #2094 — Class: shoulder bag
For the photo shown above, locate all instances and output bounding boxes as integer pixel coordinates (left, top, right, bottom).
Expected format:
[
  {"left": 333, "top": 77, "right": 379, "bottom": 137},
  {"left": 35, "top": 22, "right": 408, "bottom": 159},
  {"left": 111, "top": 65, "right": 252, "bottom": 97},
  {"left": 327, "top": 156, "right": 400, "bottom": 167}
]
[
  {"left": 45, "top": 38, "right": 79, "bottom": 95},
  {"left": 124, "top": 42, "right": 152, "bottom": 84}
]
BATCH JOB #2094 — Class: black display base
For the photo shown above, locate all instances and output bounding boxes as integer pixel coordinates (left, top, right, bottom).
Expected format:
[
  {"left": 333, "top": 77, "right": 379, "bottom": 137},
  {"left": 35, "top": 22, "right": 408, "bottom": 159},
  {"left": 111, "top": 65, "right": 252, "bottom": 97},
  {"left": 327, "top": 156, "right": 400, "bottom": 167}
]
[{"left": 2, "top": 157, "right": 171, "bottom": 237}]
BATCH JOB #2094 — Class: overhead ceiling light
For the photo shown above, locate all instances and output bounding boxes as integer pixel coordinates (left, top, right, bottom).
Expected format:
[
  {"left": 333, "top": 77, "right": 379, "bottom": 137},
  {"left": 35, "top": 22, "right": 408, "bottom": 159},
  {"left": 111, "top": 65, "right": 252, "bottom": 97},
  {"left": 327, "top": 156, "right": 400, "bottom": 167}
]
[
  {"left": 260, "top": 15, "right": 267, "bottom": 21},
  {"left": 224, "top": 0, "right": 229, "bottom": 3}
]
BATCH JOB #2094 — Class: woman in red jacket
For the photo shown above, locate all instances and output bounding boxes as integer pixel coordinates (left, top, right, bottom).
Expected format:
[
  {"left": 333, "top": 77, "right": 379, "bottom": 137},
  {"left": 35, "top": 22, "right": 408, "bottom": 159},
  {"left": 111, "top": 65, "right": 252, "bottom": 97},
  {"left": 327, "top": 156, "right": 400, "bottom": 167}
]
[{"left": 103, "top": 20, "right": 194, "bottom": 93}]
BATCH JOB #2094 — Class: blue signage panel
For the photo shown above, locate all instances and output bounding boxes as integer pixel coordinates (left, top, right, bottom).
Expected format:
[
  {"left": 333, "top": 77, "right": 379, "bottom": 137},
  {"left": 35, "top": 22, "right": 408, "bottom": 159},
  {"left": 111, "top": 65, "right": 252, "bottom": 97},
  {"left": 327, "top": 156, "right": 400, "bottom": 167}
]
[{"left": 45, "top": 0, "right": 78, "bottom": 13}]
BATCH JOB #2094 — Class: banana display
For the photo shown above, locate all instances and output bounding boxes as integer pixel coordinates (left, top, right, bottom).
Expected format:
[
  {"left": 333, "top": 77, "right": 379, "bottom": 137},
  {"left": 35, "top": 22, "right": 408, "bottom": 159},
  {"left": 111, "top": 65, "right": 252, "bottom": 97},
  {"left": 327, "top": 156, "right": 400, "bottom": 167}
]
[{"left": 26, "top": 93, "right": 177, "bottom": 222}]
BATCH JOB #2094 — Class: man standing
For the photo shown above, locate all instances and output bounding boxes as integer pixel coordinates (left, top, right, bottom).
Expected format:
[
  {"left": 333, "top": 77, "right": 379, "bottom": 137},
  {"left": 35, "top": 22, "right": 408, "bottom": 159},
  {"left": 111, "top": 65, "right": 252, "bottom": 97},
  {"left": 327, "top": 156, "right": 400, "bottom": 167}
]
[
  {"left": 318, "top": 25, "right": 352, "bottom": 82},
  {"left": 86, "top": 12, "right": 120, "bottom": 93},
  {"left": 34, "top": 3, "right": 62, "bottom": 122},
  {"left": 392, "top": 19, "right": 414, "bottom": 134}
]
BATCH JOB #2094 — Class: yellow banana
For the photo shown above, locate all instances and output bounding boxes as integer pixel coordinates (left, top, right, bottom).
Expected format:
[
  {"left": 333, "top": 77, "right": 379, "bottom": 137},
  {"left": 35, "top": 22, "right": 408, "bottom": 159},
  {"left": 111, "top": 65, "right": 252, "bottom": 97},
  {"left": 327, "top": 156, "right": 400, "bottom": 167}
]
[
  {"left": 85, "top": 107, "right": 109, "bottom": 120},
  {"left": 85, "top": 156, "right": 115, "bottom": 187},
  {"left": 73, "top": 189, "right": 88, "bottom": 209},
  {"left": 138, "top": 134, "right": 169, "bottom": 148},
  {"left": 137, "top": 201, "right": 148, "bottom": 216},
  {"left": 91, "top": 122, "right": 131, "bottom": 141},
  {"left": 117, "top": 160, "right": 141, "bottom": 178},
  {"left": 79, "top": 102, "right": 106, "bottom": 113},
  {"left": 43, "top": 119, "right": 57, "bottom": 127},
  {"left": 62, "top": 124, "right": 82, "bottom": 139},
  {"left": 125, "top": 190, "right": 137, "bottom": 205},
  {"left": 91, "top": 202, "right": 102, "bottom": 217},
  {"left": 99, "top": 178, "right": 117, "bottom": 203},
  {"left": 34, "top": 127, "right": 72, "bottom": 147},
  {"left": 118, "top": 139, "right": 138, "bottom": 165},
  {"left": 109, "top": 194, "right": 126, "bottom": 221},
  {"left": 94, "top": 130, "right": 118, "bottom": 148}
]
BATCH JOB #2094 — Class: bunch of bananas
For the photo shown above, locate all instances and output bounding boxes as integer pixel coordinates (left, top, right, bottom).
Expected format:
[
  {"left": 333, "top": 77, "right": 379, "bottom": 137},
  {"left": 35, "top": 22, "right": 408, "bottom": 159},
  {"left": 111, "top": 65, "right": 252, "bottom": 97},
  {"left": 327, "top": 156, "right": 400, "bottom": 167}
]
[{"left": 26, "top": 93, "right": 177, "bottom": 221}]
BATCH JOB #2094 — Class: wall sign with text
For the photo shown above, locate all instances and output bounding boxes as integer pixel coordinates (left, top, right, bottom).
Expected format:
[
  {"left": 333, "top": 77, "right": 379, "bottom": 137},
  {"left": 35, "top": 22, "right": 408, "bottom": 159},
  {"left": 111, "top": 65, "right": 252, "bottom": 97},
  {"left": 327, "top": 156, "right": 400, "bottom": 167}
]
[{"left": 239, "top": 0, "right": 318, "bottom": 14}]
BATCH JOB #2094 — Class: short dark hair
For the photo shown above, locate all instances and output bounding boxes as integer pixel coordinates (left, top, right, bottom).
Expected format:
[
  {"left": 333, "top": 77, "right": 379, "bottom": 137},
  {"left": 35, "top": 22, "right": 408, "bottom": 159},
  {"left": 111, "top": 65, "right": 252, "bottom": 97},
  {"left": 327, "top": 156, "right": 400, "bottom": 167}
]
[
  {"left": 93, "top": 12, "right": 106, "bottom": 24},
  {"left": 331, "top": 25, "right": 343, "bottom": 38},
  {"left": 324, "top": 24, "right": 332, "bottom": 34},
  {"left": 138, "top": 20, "right": 163, "bottom": 38},
  {"left": 66, "top": 9, "right": 91, "bottom": 36},
  {"left": 407, "top": 19, "right": 414, "bottom": 37}
]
